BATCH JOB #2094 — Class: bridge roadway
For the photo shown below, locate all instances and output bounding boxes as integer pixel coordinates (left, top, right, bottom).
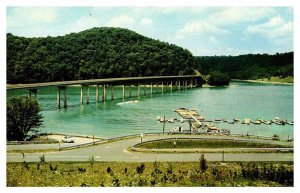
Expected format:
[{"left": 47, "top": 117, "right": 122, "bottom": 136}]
[
  {"left": 7, "top": 134, "right": 293, "bottom": 162},
  {"left": 7, "top": 75, "right": 202, "bottom": 89}
]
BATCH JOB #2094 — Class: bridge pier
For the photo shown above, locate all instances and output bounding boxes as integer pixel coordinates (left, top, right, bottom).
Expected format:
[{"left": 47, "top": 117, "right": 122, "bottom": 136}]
[
  {"left": 86, "top": 84, "right": 90, "bottom": 104},
  {"left": 57, "top": 86, "right": 67, "bottom": 108},
  {"left": 144, "top": 84, "right": 146, "bottom": 95},
  {"left": 138, "top": 83, "right": 141, "bottom": 97},
  {"left": 111, "top": 85, "right": 114, "bottom": 100},
  {"left": 150, "top": 83, "right": 153, "bottom": 94},
  {"left": 96, "top": 84, "right": 99, "bottom": 103},
  {"left": 102, "top": 84, "right": 106, "bottom": 102},
  {"left": 57, "top": 88, "right": 60, "bottom": 108},
  {"left": 170, "top": 81, "right": 173, "bottom": 92},
  {"left": 178, "top": 80, "right": 181, "bottom": 91},
  {"left": 28, "top": 88, "right": 38, "bottom": 99},
  {"left": 80, "top": 85, "right": 83, "bottom": 104},
  {"left": 156, "top": 82, "right": 158, "bottom": 93},
  {"left": 122, "top": 85, "right": 125, "bottom": 99},
  {"left": 129, "top": 85, "right": 132, "bottom": 97},
  {"left": 161, "top": 82, "right": 164, "bottom": 93}
]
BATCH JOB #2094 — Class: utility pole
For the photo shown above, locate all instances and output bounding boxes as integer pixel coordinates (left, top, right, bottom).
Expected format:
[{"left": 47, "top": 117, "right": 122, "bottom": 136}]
[
  {"left": 163, "top": 115, "right": 166, "bottom": 134},
  {"left": 222, "top": 150, "right": 225, "bottom": 162}
]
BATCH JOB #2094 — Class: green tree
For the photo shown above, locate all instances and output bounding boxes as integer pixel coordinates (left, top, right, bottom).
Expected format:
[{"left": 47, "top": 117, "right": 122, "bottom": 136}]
[
  {"left": 207, "top": 71, "right": 230, "bottom": 86},
  {"left": 7, "top": 97, "right": 43, "bottom": 141},
  {"left": 199, "top": 154, "right": 208, "bottom": 172}
]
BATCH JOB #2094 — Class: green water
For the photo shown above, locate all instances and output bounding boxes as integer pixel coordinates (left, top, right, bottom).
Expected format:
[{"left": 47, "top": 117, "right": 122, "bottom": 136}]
[{"left": 7, "top": 82, "right": 293, "bottom": 138}]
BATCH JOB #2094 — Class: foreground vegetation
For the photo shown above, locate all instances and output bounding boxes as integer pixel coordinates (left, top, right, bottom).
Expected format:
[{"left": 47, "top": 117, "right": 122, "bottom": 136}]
[
  {"left": 136, "top": 139, "right": 291, "bottom": 149},
  {"left": 7, "top": 158, "right": 293, "bottom": 187}
]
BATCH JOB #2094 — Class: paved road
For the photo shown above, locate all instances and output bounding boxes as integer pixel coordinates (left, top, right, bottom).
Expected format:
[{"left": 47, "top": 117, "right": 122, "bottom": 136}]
[{"left": 7, "top": 134, "right": 294, "bottom": 162}]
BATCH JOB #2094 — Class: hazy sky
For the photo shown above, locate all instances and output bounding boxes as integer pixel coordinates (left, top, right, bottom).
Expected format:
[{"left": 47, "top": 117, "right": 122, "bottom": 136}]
[{"left": 6, "top": 7, "right": 293, "bottom": 56}]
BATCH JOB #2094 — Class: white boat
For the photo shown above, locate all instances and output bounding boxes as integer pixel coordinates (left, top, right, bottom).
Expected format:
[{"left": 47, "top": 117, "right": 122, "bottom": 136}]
[
  {"left": 117, "top": 100, "right": 139, "bottom": 105},
  {"left": 168, "top": 118, "right": 174, "bottom": 123}
]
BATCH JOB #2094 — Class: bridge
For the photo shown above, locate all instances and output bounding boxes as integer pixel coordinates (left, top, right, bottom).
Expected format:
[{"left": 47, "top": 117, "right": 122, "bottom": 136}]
[{"left": 7, "top": 75, "right": 203, "bottom": 109}]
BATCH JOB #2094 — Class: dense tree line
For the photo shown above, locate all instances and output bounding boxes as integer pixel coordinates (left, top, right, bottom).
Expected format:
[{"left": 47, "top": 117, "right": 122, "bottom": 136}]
[
  {"left": 7, "top": 27, "right": 196, "bottom": 84},
  {"left": 194, "top": 52, "right": 293, "bottom": 80}
]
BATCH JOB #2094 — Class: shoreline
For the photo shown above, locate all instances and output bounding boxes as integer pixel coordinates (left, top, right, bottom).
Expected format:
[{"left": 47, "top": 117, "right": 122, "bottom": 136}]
[{"left": 231, "top": 79, "right": 293, "bottom": 85}]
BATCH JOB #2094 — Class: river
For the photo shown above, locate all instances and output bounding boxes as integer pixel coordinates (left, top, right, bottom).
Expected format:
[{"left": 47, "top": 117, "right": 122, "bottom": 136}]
[{"left": 7, "top": 81, "right": 293, "bottom": 139}]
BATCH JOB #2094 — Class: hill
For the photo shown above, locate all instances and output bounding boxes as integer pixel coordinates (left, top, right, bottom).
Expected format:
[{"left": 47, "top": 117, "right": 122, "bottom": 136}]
[
  {"left": 7, "top": 27, "right": 196, "bottom": 84},
  {"left": 194, "top": 52, "right": 293, "bottom": 80}
]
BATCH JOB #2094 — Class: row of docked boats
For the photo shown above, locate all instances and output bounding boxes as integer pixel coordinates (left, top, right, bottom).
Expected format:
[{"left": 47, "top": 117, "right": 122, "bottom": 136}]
[
  {"left": 157, "top": 116, "right": 184, "bottom": 123},
  {"left": 214, "top": 117, "right": 293, "bottom": 125}
]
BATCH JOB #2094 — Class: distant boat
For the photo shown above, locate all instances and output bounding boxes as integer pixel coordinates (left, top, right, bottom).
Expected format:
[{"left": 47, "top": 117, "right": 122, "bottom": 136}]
[
  {"left": 168, "top": 118, "right": 175, "bottom": 123},
  {"left": 262, "top": 120, "right": 271, "bottom": 125},
  {"left": 244, "top": 119, "right": 251, "bottom": 124},
  {"left": 117, "top": 100, "right": 139, "bottom": 105},
  {"left": 233, "top": 118, "right": 241, "bottom": 122}
]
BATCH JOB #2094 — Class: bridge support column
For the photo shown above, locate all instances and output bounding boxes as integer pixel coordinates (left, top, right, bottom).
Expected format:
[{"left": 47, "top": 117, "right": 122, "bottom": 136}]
[
  {"left": 150, "top": 83, "right": 153, "bottom": 94},
  {"left": 195, "top": 79, "right": 198, "bottom": 87},
  {"left": 86, "top": 84, "right": 90, "bottom": 104},
  {"left": 170, "top": 81, "right": 173, "bottom": 92},
  {"left": 190, "top": 80, "right": 193, "bottom": 88},
  {"left": 138, "top": 83, "right": 140, "bottom": 97},
  {"left": 28, "top": 88, "right": 38, "bottom": 99},
  {"left": 161, "top": 82, "right": 164, "bottom": 93},
  {"left": 80, "top": 85, "right": 83, "bottom": 104},
  {"left": 96, "top": 84, "right": 99, "bottom": 103},
  {"left": 156, "top": 82, "right": 158, "bottom": 93},
  {"left": 63, "top": 87, "right": 67, "bottom": 108},
  {"left": 102, "top": 84, "right": 106, "bottom": 102},
  {"left": 111, "top": 85, "right": 114, "bottom": 100},
  {"left": 185, "top": 80, "right": 187, "bottom": 90},
  {"left": 178, "top": 81, "right": 181, "bottom": 91},
  {"left": 57, "top": 86, "right": 67, "bottom": 108},
  {"left": 122, "top": 85, "right": 125, "bottom": 100},
  {"left": 144, "top": 84, "right": 146, "bottom": 95},
  {"left": 57, "top": 88, "right": 61, "bottom": 108},
  {"left": 129, "top": 85, "right": 132, "bottom": 97}
]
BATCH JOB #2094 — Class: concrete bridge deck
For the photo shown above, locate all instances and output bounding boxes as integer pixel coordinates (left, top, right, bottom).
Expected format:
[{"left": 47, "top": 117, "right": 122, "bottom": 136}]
[{"left": 7, "top": 75, "right": 202, "bottom": 90}]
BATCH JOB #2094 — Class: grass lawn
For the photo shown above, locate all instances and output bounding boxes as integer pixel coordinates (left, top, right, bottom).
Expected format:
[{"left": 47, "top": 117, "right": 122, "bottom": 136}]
[
  {"left": 136, "top": 139, "right": 291, "bottom": 149},
  {"left": 7, "top": 160, "right": 293, "bottom": 187}
]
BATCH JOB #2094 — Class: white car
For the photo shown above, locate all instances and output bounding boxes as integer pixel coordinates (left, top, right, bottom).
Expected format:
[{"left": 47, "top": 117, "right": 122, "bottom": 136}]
[{"left": 62, "top": 136, "right": 75, "bottom": 143}]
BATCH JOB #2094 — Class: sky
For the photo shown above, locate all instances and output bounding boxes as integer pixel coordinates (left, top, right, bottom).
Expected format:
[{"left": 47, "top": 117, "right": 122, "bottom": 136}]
[{"left": 6, "top": 6, "right": 294, "bottom": 56}]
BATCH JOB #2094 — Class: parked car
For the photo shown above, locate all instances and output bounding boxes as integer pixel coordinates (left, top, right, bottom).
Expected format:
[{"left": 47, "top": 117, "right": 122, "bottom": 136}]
[{"left": 62, "top": 136, "right": 75, "bottom": 143}]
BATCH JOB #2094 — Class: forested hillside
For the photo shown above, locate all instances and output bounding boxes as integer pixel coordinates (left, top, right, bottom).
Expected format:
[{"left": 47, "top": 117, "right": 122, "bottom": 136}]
[
  {"left": 7, "top": 27, "right": 196, "bottom": 84},
  {"left": 194, "top": 52, "right": 293, "bottom": 80}
]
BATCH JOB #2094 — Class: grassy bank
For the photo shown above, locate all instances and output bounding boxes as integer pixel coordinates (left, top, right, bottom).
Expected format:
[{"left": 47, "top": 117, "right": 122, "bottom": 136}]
[
  {"left": 257, "top": 76, "right": 293, "bottom": 83},
  {"left": 7, "top": 160, "right": 293, "bottom": 187},
  {"left": 233, "top": 76, "right": 293, "bottom": 84},
  {"left": 136, "top": 139, "right": 291, "bottom": 149}
]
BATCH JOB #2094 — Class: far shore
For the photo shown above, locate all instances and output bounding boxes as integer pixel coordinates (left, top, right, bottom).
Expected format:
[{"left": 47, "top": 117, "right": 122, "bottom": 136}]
[{"left": 232, "top": 79, "right": 293, "bottom": 85}]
